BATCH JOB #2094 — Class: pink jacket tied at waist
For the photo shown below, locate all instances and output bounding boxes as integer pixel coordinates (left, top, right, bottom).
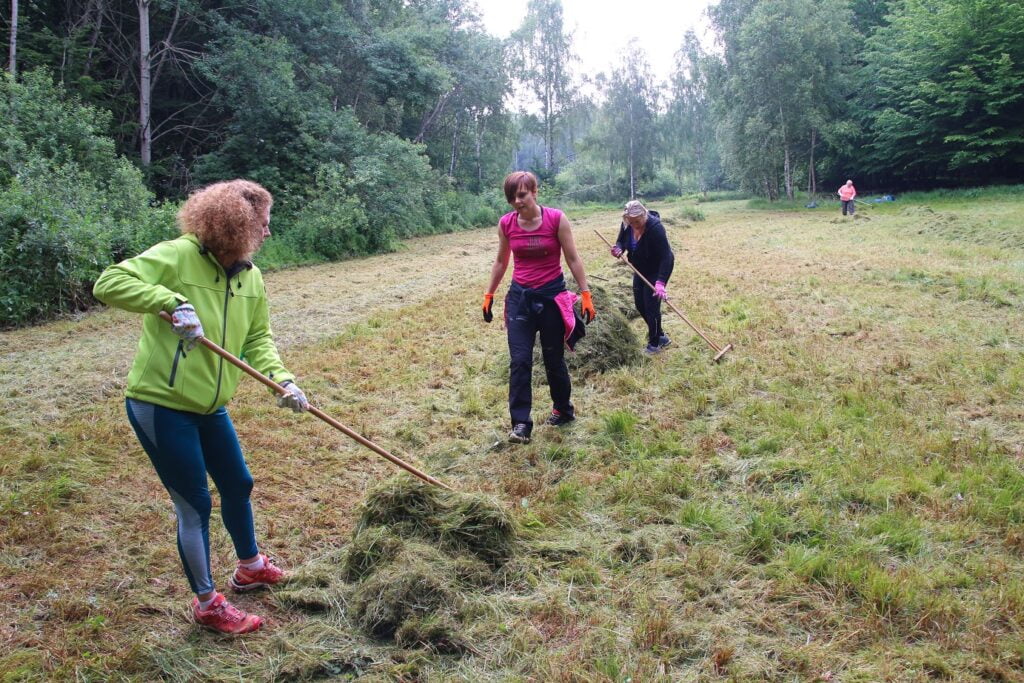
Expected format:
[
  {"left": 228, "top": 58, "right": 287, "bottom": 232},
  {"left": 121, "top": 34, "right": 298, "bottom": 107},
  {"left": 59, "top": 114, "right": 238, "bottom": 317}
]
[
  {"left": 838, "top": 183, "right": 857, "bottom": 201},
  {"left": 554, "top": 290, "right": 580, "bottom": 350}
]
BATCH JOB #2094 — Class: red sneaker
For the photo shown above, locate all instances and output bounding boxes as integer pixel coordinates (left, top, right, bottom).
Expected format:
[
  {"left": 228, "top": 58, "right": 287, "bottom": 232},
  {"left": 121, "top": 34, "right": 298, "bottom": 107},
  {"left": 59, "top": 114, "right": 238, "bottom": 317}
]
[
  {"left": 229, "top": 554, "right": 285, "bottom": 592},
  {"left": 191, "top": 593, "right": 262, "bottom": 634}
]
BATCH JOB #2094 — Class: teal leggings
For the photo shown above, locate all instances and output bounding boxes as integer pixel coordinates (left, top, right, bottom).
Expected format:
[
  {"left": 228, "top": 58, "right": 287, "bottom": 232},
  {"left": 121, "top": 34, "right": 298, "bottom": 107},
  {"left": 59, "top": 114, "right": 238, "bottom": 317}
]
[{"left": 126, "top": 398, "right": 258, "bottom": 595}]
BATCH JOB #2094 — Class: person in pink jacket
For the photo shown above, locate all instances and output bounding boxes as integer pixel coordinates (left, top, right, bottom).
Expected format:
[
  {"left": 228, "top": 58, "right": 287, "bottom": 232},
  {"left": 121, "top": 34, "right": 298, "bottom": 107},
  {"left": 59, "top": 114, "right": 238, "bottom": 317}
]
[{"left": 838, "top": 179, "right": 857, "bottom": 215}]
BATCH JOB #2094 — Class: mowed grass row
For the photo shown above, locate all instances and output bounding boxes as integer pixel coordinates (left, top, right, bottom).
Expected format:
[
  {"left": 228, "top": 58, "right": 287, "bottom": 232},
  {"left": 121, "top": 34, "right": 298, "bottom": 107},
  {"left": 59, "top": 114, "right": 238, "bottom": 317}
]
[{"left": 1, "top": 194, "right": 1023, "bottom": 680}]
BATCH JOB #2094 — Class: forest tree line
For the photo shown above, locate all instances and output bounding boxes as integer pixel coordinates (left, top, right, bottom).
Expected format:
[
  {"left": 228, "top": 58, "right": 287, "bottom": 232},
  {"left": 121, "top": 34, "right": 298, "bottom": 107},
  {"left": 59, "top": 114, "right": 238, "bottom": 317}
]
[{"left": 2, "top": 0, "right": 1022, "bottom": 325}]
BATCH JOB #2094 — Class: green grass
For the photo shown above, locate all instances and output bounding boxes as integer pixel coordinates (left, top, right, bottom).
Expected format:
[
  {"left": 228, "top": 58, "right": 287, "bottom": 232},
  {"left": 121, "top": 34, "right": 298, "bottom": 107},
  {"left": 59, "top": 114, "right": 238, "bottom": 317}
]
[
  {"left": 745, "top": 197, "right": 813, "bottom": 210},
  {"left": 2, "top": 191, "right": 1024, "bottom": 679},
  {"left": 898, "top": 184, "right": 1024, "bottom": 204}
]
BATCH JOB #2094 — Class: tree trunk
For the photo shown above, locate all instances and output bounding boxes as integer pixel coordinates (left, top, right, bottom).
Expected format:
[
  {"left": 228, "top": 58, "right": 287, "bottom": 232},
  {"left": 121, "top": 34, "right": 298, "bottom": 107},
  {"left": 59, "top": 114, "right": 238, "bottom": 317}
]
[
  {"left": 695, "top": 141, "right": 705, "bottom": 195},
  {"left": 474, "top": 112, "right": 485, "bottom": 193},
  {"left": 448, "top": 113, "right": 460, "bottom": 178},
  {"left": 83, "top": 0, "right": 105, "bottom": 78},
  {"left": 544, "top": 84, "right": 554, "bottom": 173},
  {"left": 778, "top": 103, "right": 794, "bottom": 200},
  {"left": 629, "top": 136, "right": 635, "bottom": 199},
  {"left": 628, "top": 104, "right": 635, "bottom": 198},
  {"left": 8, "top": 0, "right": 17, "bottom": 77},
  {"left": 783, "top": 144, "right": 793, "bottom": 200},
  {"left": 138, "top": 0, "right": 152, "bottom": 166},
  {"left": 808, "top": 129, "right": 817, "bottom": 197}
]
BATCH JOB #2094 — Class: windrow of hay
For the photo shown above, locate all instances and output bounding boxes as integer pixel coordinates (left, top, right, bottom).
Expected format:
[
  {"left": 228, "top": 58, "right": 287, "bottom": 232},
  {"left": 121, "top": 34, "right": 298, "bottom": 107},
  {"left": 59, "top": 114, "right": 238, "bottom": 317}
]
[
  {"left": 279, "top": 477, "right": 518, "bottom": 653},
  {"left": 540, "top": 280, "right": 640, "bottom": 376},
  {"left": 353, "top": 476, "right": 517, "bottom": 566},
  {"left": 349, "top": 542, "right": 461, "bottom": 638},
  {"left": 599, "top": 273, "right": 642, "bottom": 320}
]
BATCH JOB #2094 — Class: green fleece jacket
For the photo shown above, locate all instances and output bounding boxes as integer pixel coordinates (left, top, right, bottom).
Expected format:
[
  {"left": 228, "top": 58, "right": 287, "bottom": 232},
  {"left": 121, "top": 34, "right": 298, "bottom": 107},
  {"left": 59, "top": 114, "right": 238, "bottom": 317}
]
[{"left": 93, "top": 233, "right": 294, "bottom": 414}]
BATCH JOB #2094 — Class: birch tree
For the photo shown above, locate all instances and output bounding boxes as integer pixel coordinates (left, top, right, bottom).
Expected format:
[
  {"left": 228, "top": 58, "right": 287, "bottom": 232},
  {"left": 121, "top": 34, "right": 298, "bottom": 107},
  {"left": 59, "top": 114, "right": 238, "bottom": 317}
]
[
  {"left": 604, "top": 43, "right": 658, "bottom": 199},
  {"left": 7, "top": 0, "right": 16, "bottom": 77},
  {"left": 511, "top": 0, "right": 576, "bottom": 174},
  {"left": 138, "top": 0, "right": 151, "bottom": 165}
]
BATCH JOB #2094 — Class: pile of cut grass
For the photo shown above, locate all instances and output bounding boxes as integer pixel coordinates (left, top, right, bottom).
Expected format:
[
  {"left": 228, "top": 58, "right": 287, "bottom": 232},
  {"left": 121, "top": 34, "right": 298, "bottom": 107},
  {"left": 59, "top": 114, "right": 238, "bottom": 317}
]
[
  {"left": 661, "top": 205, "right": 705, "bottom": 224},
  {"left": 354, "top": 476, "right": 517, "bottom": 566},
  {"left": 560, "top": 280, "right": 641, "bottom": 375},
  {"left": 278, "top": 476, "right": 517, "bottom": 653}
]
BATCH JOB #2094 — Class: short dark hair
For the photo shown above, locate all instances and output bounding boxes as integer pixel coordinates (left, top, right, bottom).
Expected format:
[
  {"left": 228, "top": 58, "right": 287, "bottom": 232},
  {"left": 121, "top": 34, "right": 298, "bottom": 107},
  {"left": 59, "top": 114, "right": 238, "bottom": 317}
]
[{"left": 503, "top": 171, "right": 538, "bottom": 204}]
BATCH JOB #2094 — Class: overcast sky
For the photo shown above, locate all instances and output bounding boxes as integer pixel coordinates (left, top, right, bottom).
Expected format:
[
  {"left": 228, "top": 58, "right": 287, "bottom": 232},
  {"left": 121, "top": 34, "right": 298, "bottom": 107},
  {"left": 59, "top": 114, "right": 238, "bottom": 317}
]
[{"left": 474, "top": 0, "right": 715, "bottom": 89}]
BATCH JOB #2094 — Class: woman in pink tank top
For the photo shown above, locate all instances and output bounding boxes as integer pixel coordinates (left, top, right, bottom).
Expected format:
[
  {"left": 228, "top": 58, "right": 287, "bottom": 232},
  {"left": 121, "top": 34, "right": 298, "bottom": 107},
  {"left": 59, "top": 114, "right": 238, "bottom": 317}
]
[{"left": 481, "top": 171, "right": 597, "bottom": 444}]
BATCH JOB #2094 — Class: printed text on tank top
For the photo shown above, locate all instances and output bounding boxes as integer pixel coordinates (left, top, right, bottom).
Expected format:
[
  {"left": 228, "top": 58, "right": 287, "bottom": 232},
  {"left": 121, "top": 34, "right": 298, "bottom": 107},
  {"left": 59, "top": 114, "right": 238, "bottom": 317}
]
[{"left": 514, "top": 209, "right": 550, "bottom": 259}]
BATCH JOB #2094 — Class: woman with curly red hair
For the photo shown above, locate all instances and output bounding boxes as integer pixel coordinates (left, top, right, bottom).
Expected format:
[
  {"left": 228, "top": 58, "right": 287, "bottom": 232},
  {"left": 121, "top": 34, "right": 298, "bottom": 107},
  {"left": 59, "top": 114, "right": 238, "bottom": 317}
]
[{"left": 94, "top": 179, "right": 307, "bottom": 634}]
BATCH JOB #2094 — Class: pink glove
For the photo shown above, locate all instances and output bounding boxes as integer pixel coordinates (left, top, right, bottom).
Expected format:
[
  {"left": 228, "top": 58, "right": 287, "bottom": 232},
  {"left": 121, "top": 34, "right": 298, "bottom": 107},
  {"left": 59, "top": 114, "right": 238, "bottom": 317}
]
[
  {"left": 654, "top": 281, "right": 668, "bottom": 300},
  {"left": 611, "top": 246, "right": 623, "bottom": 258}
]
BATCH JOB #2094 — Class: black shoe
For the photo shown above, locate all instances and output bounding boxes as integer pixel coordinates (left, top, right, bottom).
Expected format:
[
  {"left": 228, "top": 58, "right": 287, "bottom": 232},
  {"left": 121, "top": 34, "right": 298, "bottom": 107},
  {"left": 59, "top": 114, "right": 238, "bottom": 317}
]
[
  {"left": 658, "top": 335, "right": 672, "bottom": 349},
  {"left": 545, "top": 409, "right": 576, "bottom": 427},
  {"left": 509, "top": 423, "right": 531, "bottom": 444}
]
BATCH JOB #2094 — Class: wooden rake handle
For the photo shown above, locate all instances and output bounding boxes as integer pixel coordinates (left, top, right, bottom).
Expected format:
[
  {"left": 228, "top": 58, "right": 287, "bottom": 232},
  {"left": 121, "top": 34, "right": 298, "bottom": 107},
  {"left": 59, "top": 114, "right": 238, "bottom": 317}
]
[
  {"left": 594, "top": 229, "right": 733, "bottom": 363},
  {"left": 159, "top": 310, "right": 452, "bottom": 490}
]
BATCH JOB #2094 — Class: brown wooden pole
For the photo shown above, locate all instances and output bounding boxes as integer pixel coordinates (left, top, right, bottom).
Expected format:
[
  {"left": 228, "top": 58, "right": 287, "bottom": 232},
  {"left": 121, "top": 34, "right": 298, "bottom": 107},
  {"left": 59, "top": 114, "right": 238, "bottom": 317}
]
[
  {"left": 159, "top": 311, "right": 452, "bottom": 490},
  {"left": 594, "top": 229, "right": 733, "bottom": 362}
]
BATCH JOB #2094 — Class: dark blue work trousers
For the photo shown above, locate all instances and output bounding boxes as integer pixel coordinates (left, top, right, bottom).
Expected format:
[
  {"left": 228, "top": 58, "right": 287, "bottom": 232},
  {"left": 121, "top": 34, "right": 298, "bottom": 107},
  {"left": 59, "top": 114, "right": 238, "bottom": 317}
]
[
  {"left": 505, "top": 287, "right": 573, "bottom": 430},
  {"left": 633, "top": 275, "right": 665, "bottom": 345}
]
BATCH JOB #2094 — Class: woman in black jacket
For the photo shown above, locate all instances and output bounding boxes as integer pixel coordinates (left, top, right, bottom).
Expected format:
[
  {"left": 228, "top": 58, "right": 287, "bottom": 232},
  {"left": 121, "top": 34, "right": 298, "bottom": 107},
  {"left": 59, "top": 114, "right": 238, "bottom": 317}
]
[{"left": 611, "top": 200, "right": 675, "bottom": 354}]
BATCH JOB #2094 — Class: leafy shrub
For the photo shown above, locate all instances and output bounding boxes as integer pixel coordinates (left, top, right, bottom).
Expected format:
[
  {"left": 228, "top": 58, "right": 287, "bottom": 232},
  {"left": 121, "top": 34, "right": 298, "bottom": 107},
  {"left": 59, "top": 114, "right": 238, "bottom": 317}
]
[
  {"left": 695, "top": 190, "right": 749, "bottom": 203},
  {"left": 289, "top": 164, "right": 373, "bottom": 259},
  {"left": 637, "top": 168, "right": 681, "bottom": 198},
  {"left": 283, "top": 162, "right": 500, "bottom": 264},
  {"left": 0, "top": 70, "right": 173, "bottom": 326},
  {"left": 663, "top": 206, "right": 705, "bottom": 224},
  {"left": 552, "top": 158, "right": 620, "bottom": 203}
]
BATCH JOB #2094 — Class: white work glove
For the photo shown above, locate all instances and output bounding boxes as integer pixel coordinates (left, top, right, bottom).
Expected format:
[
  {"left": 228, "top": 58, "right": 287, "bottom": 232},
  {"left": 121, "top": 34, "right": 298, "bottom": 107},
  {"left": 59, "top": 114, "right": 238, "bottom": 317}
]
[
  {"left": 170, "top": 303, "right": 204, "bottom": 351},
  {"left": 277, "top": 381, "right": 309, "bottom": 413}
]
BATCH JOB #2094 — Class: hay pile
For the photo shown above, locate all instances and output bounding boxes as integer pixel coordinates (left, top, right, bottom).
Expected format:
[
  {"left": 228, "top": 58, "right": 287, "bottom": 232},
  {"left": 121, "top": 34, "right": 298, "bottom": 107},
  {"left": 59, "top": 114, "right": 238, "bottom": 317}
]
[
  {"left": 278, "top": 477, "right": 517, "bottom": 653},
  {"left": 603, "top": 273, "right": 642, "bottom": 320},
  {"left": 539, "top": 280, "right": 641, "bottom": 376}
]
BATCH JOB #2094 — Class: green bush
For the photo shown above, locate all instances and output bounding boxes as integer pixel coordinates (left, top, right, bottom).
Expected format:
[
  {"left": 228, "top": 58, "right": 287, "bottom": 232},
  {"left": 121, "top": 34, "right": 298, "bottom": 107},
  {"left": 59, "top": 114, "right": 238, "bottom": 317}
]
[
  {"left": 663, "top": 206, "right": 705, "bottom": 224},
  {"left": 289, "top": 164, "right": 373, "bottom": 259},
  {"left": 694, "top": 190, "right": 749, "bottom": 203},
  {"left": 281, "top": 162, "right": 502, "bottom": 265},
  {"left": 637, "top": 169, "right": 681, "bottom": 198},
  {"left": 0, "top": 70, "right": 174, "bottom": 326}
]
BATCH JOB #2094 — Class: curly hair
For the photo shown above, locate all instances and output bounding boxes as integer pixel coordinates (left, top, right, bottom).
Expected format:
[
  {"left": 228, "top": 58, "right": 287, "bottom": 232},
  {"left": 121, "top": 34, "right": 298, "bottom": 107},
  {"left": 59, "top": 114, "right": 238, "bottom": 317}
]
[{"left": 178, "top": 180, "right": 273, "bottom": 265}]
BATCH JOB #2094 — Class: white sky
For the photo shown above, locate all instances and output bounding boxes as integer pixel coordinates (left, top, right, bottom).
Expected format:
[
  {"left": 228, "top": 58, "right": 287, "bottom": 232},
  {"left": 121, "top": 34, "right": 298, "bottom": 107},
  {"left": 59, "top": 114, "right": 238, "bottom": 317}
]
[{"left": 474, "top": 0, "right": 715, "bottom": 90}]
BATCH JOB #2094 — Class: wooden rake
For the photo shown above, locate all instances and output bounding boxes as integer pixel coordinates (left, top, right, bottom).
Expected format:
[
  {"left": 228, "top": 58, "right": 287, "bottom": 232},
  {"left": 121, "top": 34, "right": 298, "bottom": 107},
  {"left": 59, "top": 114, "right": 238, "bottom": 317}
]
[
  {"left": 159, "top": 310, "right": 452, "bottom": 490},
  {"left": 594, "top": 230, "right": 733, "bottom": 363}
]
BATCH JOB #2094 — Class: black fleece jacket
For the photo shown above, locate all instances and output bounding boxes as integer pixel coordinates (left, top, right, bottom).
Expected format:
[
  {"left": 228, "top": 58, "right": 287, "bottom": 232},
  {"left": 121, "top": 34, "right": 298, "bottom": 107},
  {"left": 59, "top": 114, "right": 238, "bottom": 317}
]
[{"left": 614, "top": 210, "right": 675, "bottom": 284}]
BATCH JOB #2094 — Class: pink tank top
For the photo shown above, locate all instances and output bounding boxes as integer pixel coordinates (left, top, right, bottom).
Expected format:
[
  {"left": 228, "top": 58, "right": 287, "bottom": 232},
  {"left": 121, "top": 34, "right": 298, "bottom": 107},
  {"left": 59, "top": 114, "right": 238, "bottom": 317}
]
[{"left": 501, "top": 207, "right": 564, "bottom": 288}]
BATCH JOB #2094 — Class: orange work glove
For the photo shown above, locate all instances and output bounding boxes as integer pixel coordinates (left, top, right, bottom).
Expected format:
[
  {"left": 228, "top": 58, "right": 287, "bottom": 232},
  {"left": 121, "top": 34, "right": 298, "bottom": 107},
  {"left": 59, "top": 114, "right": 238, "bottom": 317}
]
[
  {"left": 580, "top": 290, "right": 595, "bottom": 324},
  {"left": 482, "top": 292, "right": 494, "bottom": 322}
]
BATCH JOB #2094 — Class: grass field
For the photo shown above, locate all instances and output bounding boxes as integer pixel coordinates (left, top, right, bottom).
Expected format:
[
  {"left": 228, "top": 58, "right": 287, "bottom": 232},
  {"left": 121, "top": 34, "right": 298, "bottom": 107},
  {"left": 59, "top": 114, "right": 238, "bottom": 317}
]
[{"left": 2, "top": 191, "right": 1023, "bottom": 681}]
